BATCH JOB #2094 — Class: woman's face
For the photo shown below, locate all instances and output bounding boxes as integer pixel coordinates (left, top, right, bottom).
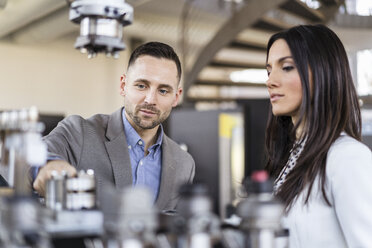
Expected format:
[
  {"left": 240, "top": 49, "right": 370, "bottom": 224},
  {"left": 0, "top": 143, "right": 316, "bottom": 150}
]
[{"left": 266, "top": 39, "right": 303, "bottom": 122}]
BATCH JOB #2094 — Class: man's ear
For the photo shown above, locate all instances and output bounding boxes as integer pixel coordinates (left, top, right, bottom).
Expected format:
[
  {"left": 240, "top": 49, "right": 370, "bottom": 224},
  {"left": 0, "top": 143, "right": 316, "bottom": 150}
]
[
  {"left": 172, "top": 87, "right": 183, "bottom": 107},
  {"left": 120, "top": 75, "right": 126, "bottom": 96}
]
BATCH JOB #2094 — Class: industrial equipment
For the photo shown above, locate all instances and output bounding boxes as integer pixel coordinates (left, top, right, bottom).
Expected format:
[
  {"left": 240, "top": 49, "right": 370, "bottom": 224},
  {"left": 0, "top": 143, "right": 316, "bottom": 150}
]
[
  {"left": 236, "top": 171, "right": 288, "bottom": 248},
  {"left": 67, "top": 0, "right": 133, "bottom": 58},
  {"left": 0, "top": 107, "right": 289, "bottom": 248}
]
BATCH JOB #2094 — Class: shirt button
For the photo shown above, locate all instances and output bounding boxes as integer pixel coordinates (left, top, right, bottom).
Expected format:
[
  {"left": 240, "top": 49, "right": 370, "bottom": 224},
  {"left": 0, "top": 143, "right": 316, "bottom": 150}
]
[
  {"left": 140, "top": 161, "right": 143, "bottom": 166},
  {"left": 138, "top": 140, "right": 143, "bottom": 145},
  {"left": 128, "top": 145, "right": 131, "bottom": 149}
]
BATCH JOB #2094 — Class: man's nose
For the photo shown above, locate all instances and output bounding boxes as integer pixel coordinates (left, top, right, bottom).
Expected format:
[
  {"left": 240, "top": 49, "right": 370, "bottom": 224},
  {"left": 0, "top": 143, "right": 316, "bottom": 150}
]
[{"left": 144, "top": 89, "right": 157, "bottom": 104}]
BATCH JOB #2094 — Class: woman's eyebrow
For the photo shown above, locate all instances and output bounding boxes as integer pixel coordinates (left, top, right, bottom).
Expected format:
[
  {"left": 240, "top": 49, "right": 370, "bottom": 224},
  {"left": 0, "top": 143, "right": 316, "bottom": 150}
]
[
  {"left": 278, "top": 56, "right": 293, "bottom": 63},
  {"left": 266, "top": 56, "right": 293, "bottom": 68}
]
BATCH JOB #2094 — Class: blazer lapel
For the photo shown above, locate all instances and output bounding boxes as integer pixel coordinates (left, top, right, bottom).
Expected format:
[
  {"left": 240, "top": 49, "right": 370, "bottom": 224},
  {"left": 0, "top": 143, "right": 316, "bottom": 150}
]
[
  {"left": 156, "top": 135, "right": 177, "bottom": 210},
  {"left": 104, "top": 108, "right": 132, "bottom": 189}
]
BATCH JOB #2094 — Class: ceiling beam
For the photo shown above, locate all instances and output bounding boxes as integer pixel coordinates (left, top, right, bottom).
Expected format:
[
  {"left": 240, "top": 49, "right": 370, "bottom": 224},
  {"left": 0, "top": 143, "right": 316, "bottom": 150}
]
[
  {"left": 183, "top": 0, "right": 287, "bottom": 97},
  {"left": 279, "top": 0, "right": 325, "bottom": 22}
]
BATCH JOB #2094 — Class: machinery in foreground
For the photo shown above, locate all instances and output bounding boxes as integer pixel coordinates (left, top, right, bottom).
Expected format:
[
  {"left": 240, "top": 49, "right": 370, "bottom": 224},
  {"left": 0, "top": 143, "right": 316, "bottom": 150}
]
[{"left": 0, "top": 107, "right": 288, "bottom": 248}]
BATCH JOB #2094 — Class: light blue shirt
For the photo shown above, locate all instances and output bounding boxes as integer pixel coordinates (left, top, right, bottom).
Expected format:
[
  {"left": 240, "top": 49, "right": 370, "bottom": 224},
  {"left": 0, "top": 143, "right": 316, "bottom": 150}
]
[{"left": 122, "top": 109, "right": 163, "bottom": 202}]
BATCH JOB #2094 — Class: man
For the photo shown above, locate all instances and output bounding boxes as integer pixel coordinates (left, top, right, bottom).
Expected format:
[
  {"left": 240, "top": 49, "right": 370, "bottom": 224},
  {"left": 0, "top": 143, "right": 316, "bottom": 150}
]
[{"left": 33, "top": 42, "right": 195, "bottom": 210}]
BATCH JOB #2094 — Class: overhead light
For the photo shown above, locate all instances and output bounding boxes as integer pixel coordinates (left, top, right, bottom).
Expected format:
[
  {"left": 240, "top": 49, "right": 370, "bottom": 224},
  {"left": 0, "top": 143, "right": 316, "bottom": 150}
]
[
  {"left": 299, "top": 0, "right": 320, "bottom": 9},
  {"left": 357, "top": 49, "right": 372, "bottom": 96},
  {"left": 229, "top": 69, "right": 268, "bottom": 84}
]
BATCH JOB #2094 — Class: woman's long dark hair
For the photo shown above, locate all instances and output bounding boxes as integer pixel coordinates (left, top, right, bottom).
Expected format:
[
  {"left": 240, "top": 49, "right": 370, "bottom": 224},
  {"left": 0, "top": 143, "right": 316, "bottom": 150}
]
[{"left": 265, "top": 24, "right": 361, "bottom": 210}]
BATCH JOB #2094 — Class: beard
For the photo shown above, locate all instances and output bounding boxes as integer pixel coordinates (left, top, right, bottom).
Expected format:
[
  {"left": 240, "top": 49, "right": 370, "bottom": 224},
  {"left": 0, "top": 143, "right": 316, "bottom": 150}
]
[{"left": 125, "top": 102, "right": 171, "bottom": 130}]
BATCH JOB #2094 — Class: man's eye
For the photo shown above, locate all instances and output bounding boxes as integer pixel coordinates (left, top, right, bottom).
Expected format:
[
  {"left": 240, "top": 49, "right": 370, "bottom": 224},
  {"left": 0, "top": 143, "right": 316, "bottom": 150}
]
[
  {"left": 136, "top": 84, "right": 146, "bottom": 89},
  {"left": 159, "top": 89, "right": 168, "bottom": 95},
  {"left": 267, "top": 70, "right": 271, "bottom": 76}
]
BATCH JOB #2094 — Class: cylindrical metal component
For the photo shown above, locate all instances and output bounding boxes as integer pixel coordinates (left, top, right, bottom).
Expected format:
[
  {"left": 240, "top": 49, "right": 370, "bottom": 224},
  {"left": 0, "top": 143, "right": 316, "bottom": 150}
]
[
  {"left": 65, "top": 169, "right": 96, "bottom": 210},
  {"left": 101, "top": 186, "right": 158, "bottom": 246},
  {"left": 121, "top": 239, "right": 144, "bottom": 248},
  {"left": 190, "top": 233, "right": 211, "bottom": 248},
  {"left": 0, "top": 108, "right": 49, "bottom": 247},
  {"left": 176, "top": 184, "right": 220, "bottom": 248},
  {"left": 236, "top": 170, "right": 286, "bottom": 248},
  {"left": 80, "top": 17, "right": 122, "bottom": 38},
  {"left": 68, "top": 0, "right": 133, "bottom": 58},
  {"left": 1, "top": 196, "right": 45, "bottom": 247},
  {"left": 45, "top": 170, "right": 67, "bottom": 211},
  {"left": 177, "top": 184, "right": 212, "bottom": 218},
  {"left": 0, "top": 107, "right": 46, "bottom": 190}
]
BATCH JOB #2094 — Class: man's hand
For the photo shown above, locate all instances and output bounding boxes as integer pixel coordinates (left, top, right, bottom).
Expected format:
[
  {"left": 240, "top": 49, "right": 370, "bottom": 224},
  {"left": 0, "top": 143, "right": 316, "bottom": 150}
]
[{"left": 33, "top": 160, "right": 77, "bottom": 196}]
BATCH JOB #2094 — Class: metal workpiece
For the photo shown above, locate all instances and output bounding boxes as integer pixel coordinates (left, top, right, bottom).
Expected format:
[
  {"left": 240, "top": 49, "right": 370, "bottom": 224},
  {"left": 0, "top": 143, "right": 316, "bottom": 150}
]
[
  {"left": 45, "top": 171, "right": 68, "bottom": 211},
  {"left": 43, "top": 208, "right": 103, "bottom": 238},
  {"left": 45, "top": 169, "right": 97, "bottom": 211},
  {"left": 65, "top": 169, "right": 96, "bottom": 210},
  {"left": 236, "top": 171, "right": 287, "bottom": 248},
  {"left": 0, "top": 106, "right": 41, "bottom": 131},
  {"left": 175, "top": 184, "right": 221, "bottom": 248},
  {"left": 0, "top": 196, "right": 50, "bottom": 248},
  {"left": 0, "top": 107, "right": 46, "bottom": 193},
  {"left": 67, "top": 0, "right": 133, "bottom": 58},
  {"left": 101, "top": 185, "right": 158, "bottom": 248},
  {"left": 237, "top": 193, "right": 283, "bottom": 229},
  {"left": 0, "top": 108, "right": 50, "bottom": 247},
  {"left": 66, "top": 169, "right": 95, "bottom": 192},
  {"left": 42, "top": 169, "right": 102, "bottom": 243}
]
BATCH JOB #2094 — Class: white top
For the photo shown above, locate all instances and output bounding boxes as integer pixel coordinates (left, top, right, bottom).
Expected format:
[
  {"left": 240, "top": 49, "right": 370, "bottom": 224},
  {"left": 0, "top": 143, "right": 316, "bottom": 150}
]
[{"left": 281, "top": 134, "right": 372, "bottom": 248}]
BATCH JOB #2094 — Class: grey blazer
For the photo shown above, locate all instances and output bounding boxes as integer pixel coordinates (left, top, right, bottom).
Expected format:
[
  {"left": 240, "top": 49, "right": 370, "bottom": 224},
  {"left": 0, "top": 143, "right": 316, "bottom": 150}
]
[{"left": 44, "top": 108, "right": 195, "bottom": 210}]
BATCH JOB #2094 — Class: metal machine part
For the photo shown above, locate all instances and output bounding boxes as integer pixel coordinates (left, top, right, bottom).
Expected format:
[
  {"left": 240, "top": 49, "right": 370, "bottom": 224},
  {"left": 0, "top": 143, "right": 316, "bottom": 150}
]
[
  {"left": 0, "top": 107, "right": 50, "bottom": 248},
  {"left": 43, "top": 208, "right": 103, "bottom": 239},
  {"left": 0, "top": 196, "right": 50, "bottom": 248},
  {"left": 45, "top": 171, "right": 67, "bottom": 211},
  {"left": 236, "top": 171, "right": 288, "bottom": 248},
  {"left": 175, "top": 184, "right": 221, "bottom": 248},
  {"left": 101, "top": 186, "right": 158, "bottom": 248},
  {"left": 0, "top": 107, "right": 46, "bottom": 193},
  {"left": 43, "top": 170, "right": 103, "bottom": 244},
  {"left": 45, "top": 169, "right": 96, "bottom": 211},
  {"left": 68, "top": 0, "right": 133, "bottom": 59},
  {"left": 65, "top": 169, "right": 96, "bottom": 210}
]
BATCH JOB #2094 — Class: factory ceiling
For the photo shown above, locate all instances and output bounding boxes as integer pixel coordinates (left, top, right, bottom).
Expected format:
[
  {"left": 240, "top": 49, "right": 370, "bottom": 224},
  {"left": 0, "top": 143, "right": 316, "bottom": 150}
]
[{"left": 0, "top": 0, "right": 372, "bottom": 105}]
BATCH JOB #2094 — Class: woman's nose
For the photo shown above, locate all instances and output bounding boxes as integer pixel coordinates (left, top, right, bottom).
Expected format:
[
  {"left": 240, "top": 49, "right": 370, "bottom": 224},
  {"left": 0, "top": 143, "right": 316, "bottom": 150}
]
[{"left": 266, "top": 71, "right": 279, "bottom": 88}]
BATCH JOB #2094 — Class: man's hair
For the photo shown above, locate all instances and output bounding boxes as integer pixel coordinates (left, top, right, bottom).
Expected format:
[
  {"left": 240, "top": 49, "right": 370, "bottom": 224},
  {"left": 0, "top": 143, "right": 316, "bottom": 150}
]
[
  {"left": 127, "top": 41, "right": 182, "bottom": 82},
  {"left": 265, "top": 24, "right": 361, "bottom": 211}
]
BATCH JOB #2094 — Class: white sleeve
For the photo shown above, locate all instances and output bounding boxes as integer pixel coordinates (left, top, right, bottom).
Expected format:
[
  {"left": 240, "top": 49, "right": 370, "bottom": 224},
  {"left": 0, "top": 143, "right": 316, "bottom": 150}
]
[{"left": 327, "top": 138, "right": 372, "bottom": 247}]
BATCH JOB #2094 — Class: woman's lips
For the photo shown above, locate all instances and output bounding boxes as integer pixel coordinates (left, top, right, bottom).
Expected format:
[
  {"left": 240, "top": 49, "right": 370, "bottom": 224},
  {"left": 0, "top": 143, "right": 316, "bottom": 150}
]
[{"left": 270, "top": 93, "right": 284, "bottom": 102}]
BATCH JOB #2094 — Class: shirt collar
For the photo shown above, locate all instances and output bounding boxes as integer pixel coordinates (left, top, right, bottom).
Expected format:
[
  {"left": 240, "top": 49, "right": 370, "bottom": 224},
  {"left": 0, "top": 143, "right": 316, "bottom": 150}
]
[{"left": 122, "top": 108, "right": 163, "bottom": 149}]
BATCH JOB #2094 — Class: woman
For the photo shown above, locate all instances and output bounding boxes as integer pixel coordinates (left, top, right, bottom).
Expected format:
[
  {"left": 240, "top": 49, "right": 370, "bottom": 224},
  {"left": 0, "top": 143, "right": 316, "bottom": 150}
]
[{"left": 265, "top": 24, "right": 372, "bottom": 247}]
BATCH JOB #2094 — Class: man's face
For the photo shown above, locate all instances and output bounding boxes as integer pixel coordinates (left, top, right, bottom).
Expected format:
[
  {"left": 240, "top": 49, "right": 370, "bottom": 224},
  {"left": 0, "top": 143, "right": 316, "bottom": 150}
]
[{"left": 120, "top": 55, "right": 182, "bottom": 131}]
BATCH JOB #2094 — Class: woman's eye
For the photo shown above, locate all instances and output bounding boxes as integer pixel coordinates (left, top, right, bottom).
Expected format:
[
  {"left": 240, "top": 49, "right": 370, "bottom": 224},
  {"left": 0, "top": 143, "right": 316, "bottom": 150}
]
[
  {"left": 267, "top": 70, "right": 271, "bottom": 76},
  {"left": 283, "top": 66, "right": 294, "bottom": 72}
]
